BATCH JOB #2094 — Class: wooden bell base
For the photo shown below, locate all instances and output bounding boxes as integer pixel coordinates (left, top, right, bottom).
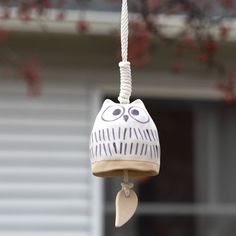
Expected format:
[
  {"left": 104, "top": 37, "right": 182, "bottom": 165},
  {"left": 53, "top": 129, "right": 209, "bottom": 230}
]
[{"left": 92, "top": 160, "right": 160, "bottom": 177}]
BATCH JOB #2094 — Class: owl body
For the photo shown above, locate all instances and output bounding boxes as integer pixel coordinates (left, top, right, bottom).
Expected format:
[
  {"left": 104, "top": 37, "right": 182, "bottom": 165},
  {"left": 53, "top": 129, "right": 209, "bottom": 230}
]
[{"left": 89, "top": 99, "right": 160, "bottom": 177}]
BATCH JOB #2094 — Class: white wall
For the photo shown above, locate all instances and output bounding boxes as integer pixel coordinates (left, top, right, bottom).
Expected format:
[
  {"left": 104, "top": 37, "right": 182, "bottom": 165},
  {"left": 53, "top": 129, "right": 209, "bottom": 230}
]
[{"left": 0, "top": 76, "right": 103, "bottom": 236}]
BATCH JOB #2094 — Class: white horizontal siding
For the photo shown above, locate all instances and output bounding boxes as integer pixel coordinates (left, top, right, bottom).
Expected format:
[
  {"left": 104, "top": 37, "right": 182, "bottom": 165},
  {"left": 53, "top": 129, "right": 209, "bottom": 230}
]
[
  {"left": 0, "top": 199, "right": 90, "bottom": 214},
  {"left": 0, "top": 80, "right": 99, "bottom": 235},
  {"left": 0, "top": 151, "right": 88, "bottom": 167},
  {"left": 0, "top": 167, "right": 89, "bottom": 182},
  {"left": 0, "top": 215, "right": 90, "bottom": 230},
  {"left": 0, "top": 135, "right": 88, "bottom": 143},
  {"left": 0, "top": 119, "right": 88, "bottom": 127},
  {"left": 0, "top": 232, "right": 89, "bottom": 236},
  {"left": 0, "top": 126, "right": 88, "bottom": 136},
  {"left": 0, "top": 102, "right": 88, "bottom": 110}
]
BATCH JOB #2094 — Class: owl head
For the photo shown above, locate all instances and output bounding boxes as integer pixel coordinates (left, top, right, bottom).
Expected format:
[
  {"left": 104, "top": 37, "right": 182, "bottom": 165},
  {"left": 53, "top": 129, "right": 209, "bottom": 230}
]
[
  {"left": 98, "top": 99, "right": 153, "bottom": 126},
  {"left": 90, "top": 99, "right": 160, "bottom": 177}
]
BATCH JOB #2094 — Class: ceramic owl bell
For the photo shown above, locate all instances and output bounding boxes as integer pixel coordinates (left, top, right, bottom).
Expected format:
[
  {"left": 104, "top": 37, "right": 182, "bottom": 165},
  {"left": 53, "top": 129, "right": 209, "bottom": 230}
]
[
  {"left": 90, "top": 99, "right": 160, "bottom": 177},
  {"left": 89, "top": 0, "right": 161, "bottom": 227}
]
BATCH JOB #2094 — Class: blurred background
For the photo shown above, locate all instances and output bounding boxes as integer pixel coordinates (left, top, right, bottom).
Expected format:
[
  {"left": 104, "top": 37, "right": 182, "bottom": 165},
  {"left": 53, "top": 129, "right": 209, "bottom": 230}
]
[{"left": 0, "top": 0, "right": 236, "bottom": 236}]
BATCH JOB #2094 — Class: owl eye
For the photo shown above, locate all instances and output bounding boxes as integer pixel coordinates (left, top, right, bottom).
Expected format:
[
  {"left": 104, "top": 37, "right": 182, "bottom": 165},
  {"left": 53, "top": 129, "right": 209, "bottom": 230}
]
[
  {"left": 128, "top": 106, "right": 150, "bottom": 124},
  {"left": 131, "top": 109, "right": 139, "bottom": 116},
  {"left": 101, "top": 105, "right": 125, "bottom": 122},
  {"left": 113, "top": 109, "right": 122, "bottom": 116}
]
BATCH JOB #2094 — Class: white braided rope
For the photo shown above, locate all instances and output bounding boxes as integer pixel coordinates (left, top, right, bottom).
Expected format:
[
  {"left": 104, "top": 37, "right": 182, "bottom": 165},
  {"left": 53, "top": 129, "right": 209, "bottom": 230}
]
[
  {"left": 118, "top": 0, "right": 132, "bottom": 104},
  {"left": 120, "top": 0, "right": 128, "bottom": 62}
]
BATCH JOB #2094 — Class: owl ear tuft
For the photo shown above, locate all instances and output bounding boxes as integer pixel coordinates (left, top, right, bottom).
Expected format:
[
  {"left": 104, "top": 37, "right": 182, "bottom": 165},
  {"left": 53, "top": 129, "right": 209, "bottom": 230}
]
[
  {"left": 103, "top": 99, "right": 115, "bottom": 106},
  {"left": 131, "top": 99, "right": 145, "bottom": 107}
]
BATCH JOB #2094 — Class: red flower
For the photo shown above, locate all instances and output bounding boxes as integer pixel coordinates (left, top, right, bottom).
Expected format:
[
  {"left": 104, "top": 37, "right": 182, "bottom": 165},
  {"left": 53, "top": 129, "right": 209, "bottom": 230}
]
[
  {"left": 18, "top": 59, "right": 42, "bottom": 96},
  {"left": 18, "top": 0, "right": 33, "bottom": 22},
  {"left": 221, "top": 0, "right": 235, "bottom": 9},
  {"left": 56, "top": 11, "right": 65, "bottom": 21},
  {"left": 196, "top": 53, "right": 208, "bottom": 64},
  {"left": 217, "top": 69, "right": 236, "bottom": 104},
  {"left": 77, "top": 20, "right": 89, "bottom": 33},
  {"left": 0, "top": 27, "right": 9, "bottom": 44},
  {"left": 205, "top": 38, "right": 217, "bottom": 55},
  {"left": 219, "top": 25, "right": 230, "bottom": 39},
  {"left": 1, "top": 8, "right": 11, "bottom": 19},
  {"left": 148, "top": 0, "right": 160, "bottom": 12}
]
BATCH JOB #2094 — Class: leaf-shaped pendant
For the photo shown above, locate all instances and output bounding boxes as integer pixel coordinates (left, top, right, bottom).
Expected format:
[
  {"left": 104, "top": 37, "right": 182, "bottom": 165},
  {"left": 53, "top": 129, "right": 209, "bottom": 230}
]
[{"left": 115, "top": 189, "right": 138, "bottom": 227}]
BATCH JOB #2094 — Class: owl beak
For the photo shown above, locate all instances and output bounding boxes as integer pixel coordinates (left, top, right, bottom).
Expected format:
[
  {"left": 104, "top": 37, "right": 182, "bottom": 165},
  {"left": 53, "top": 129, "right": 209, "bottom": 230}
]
[{"left": 123, "top": 115, "right": 129, "bottom": 122}]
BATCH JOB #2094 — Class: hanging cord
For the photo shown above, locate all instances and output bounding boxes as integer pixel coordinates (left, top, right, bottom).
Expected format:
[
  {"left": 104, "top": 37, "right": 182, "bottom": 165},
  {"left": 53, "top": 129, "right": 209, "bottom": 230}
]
[
  {"left": 121, "top": 170, "right": 133, "bottom": 197},
  {"left": 118, "top": 0, "right": 133, "bottom": 197},
  {"left": 118, "top": 0, "right": 132, "bottom": 104}
]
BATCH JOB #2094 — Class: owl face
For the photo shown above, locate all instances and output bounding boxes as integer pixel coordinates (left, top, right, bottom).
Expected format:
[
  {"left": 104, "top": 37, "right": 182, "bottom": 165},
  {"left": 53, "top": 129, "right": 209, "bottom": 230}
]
[
  {"left": 101, "top": 104, "right": 150, "bottom": 124},
  {"left": 98, "top": 99, "right": 152, "bottom": 127}
]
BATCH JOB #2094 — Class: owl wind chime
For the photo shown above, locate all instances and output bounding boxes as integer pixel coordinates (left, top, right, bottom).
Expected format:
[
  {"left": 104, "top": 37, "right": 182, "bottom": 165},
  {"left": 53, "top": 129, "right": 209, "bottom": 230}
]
[{"left": 89, "top": 0, "right": 160, "bottom": 227}]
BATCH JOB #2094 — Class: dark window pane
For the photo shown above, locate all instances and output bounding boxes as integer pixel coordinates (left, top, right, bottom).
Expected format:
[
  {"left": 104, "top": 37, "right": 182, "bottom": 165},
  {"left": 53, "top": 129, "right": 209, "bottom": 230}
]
[
  {"left": 105, "top": 214, "right": 236, "bottom": 236},
  {"left": 105, "top": 214, "right": 196, "bottom": 236},
  {"left": 138, "top": 216, "right": 196, "bottom": 236}
]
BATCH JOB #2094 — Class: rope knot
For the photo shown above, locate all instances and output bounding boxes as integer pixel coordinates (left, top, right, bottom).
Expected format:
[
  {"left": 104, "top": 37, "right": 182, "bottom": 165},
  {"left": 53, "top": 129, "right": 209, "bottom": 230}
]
[
  {"left": 118, "top": 61, "right": 132, "bottom": 104},
  {"left": 119, "top": 61, "right": 130, "bottom": 68},
  {"left": 121, "top": 182, "right": 134, "bottom": 198}
]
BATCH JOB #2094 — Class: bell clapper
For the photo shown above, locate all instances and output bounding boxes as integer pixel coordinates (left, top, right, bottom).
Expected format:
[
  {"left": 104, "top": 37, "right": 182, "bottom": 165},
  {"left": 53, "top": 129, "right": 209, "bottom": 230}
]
[{"left": 115, "top": 170, "right": 138, "bottom": 227}]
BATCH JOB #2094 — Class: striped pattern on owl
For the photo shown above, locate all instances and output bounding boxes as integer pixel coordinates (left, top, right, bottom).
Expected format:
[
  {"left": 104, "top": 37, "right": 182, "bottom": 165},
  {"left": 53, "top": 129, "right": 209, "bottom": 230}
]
[{"left": 89, "top": 99, "right": 160, "bottom": 177}]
